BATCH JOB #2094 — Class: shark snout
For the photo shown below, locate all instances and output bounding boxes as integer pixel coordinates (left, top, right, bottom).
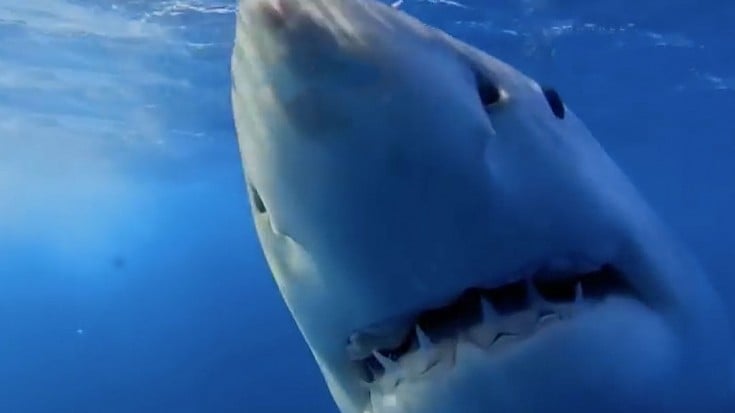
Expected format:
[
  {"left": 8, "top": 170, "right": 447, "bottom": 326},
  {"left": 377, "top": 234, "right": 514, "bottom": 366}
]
[
  {"left": 244, "top": 0, "right": 327, "bottom": 31},
  {"left": 241, "top": 0, "right": 344, "bottom": 50},
  {"left": 241, "top": 0, "right": 380, "bottom": 43},
  {"left": 247, "top": 0, "right": 291, "bottom": 28}
]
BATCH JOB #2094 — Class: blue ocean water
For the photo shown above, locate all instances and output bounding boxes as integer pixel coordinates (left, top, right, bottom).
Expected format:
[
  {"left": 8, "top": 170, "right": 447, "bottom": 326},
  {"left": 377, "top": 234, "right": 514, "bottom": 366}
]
[{"left": 0, "top": 0, "right": 733, "bottom": 412}]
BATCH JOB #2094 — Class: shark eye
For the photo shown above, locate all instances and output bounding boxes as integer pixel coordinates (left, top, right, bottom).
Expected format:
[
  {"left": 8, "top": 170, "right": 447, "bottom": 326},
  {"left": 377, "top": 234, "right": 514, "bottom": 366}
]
[
  {"left": 542, "top": 87, "right": 565, "bottom": 119},
  {"left": 249, "top": 184, "right": 267, "bottom": 214},
  {"left": 477, "top": 82, "right": 502, "bottom": 106}
]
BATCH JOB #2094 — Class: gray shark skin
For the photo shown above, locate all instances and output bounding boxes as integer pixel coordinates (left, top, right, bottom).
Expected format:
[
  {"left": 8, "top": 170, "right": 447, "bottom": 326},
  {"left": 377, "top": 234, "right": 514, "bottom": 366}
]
[{"left": 230, "top": 1, "right": 735, "bottom": 412}]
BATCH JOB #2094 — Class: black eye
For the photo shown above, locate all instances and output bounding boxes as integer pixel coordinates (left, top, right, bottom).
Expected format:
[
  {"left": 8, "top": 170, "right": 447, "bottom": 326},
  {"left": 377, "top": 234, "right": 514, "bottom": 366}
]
[
  {"left": 542, "top": 87, "right": 565, "bottom": 119},
  {"left": 477, "top": 82, "right": 502, "bottom": 106},
  {"left": 249, "top": 184, "right": 267, "bottom": 214}
]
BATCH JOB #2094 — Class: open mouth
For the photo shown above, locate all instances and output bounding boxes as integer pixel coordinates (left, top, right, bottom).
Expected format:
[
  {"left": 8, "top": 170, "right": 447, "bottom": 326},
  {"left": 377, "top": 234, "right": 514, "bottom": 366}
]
[{"left": 346, "top": 262, "right": 636, "bottom": 386}]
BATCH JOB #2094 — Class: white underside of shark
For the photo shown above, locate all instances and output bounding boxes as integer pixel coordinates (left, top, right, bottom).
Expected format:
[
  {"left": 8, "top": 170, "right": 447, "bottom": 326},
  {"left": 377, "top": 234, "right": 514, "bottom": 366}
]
[{"left": 230, "top": 0, "right": 735, "bottom": 412}]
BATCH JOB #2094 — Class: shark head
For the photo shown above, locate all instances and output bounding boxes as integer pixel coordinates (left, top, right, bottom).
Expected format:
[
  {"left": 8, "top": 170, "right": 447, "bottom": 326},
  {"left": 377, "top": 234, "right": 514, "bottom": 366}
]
[{"left": 231, "top": 0, "right": 735, "bottom": 411}]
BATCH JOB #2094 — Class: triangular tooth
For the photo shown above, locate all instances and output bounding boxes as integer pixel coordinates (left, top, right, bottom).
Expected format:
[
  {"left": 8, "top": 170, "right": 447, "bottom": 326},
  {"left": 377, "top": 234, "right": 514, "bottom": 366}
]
[
  {"left": 415, "top": 326, "right": 433, "bottom": 351},
  {"left": 481, "top": 298, "right": 499, "bottom": 323},
  {"left": 527, "top": 279, "right": 553, "bottom": 316},
  {"left": 372, "top": 350, "right": 399, "bottom": 373},
  {"left": 575, "top": 282, "right": 584, "bottom": 304},
  {"left": 371, "top": 351, "right": 404, "bottom": 391},
  {"left": 527, "top": 278, "right": 543, "bottom": 301},
  {"left": 410, "top": 327, "right": 441, "bottom": 375}
]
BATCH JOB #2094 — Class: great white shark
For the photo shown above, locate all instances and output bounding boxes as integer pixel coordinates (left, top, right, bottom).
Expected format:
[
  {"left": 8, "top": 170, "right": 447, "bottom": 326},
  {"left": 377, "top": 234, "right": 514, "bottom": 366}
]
[{"left": 230, "top": 0, "right": 735, "bottom": 411}]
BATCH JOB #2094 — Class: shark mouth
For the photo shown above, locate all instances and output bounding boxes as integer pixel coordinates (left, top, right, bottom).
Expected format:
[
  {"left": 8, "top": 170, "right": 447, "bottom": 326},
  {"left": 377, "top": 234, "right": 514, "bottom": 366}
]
[{"left": 346, "top": 262, "right": 636, "bottom": 387}]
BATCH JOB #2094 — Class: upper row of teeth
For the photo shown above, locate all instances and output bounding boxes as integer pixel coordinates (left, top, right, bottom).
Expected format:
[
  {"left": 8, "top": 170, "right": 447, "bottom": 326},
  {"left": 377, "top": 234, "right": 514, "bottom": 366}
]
[{"left": 350, "top": 279, "right": 588, "bottom": 387}]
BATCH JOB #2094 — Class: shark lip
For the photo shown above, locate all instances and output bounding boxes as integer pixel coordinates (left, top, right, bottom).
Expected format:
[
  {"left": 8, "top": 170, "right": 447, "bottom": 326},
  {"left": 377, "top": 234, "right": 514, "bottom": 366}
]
[{"left": 346, "top": 262, "right": 637, "bottom": 385}]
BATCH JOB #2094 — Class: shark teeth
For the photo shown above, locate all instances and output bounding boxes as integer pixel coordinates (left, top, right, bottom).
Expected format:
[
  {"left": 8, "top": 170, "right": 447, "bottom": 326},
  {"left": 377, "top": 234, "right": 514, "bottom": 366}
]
[
  {"left": 371, "top": 351, "right": 403, "bottom": 390},
  {"left": 414, "top": 326, "right": 434, "bottom": 353},
  {"left": 349, "top": 263, "right": 630, "bottom": 388},
  {"left": 575, "top": 282, "right": 584, "bottom": 304},
  {"left": 480, "top": 298, "right": 498, "bottom": 323}
]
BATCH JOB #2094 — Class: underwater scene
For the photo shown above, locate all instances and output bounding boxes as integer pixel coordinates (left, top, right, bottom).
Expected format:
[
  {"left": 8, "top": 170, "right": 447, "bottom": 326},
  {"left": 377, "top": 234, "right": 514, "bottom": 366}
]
[{"left": 1, "top": 0, "right": 734, "bottom": 412}]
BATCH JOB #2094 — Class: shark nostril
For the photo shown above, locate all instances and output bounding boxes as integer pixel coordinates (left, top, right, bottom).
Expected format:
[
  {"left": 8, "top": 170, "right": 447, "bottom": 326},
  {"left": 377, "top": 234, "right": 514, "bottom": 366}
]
[
  {"left": 542, "top": 87, "right": 565, "bottom": 119},
  {"left": 249, "top": 184, "right": 267, "bottom": 214}
]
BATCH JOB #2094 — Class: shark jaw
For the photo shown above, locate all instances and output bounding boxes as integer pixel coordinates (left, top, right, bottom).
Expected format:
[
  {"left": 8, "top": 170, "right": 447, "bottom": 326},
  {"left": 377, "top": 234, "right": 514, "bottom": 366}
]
[
  {"left": 338, "top": 259, "right": 680, "bottom": 413},
  {"left": 348, "top": 264, "right": 634, "bottom": 382},
  {"left": 231, "top": 0, "right": 735, "bottom": 412}
]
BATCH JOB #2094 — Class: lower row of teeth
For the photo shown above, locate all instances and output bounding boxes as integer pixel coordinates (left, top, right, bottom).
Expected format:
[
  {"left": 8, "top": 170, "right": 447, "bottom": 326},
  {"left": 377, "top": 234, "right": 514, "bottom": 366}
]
[{"left": 352, "top": 281, "right": 587, "bottom": 390}]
